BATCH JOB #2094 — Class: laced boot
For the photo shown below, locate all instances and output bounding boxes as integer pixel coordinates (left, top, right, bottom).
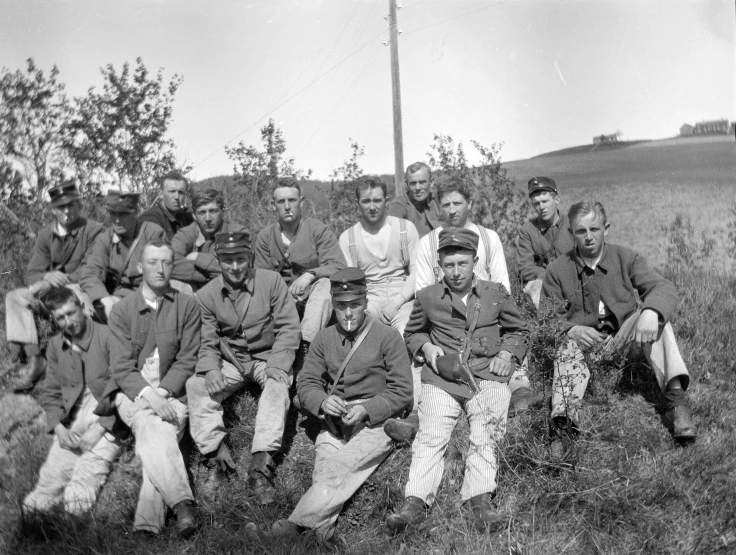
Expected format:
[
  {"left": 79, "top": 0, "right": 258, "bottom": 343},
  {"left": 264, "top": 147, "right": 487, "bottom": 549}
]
[
  {"left": 201, "top": 443, "right": 235, "bottom": 500},
  {"left": 467, "top": 493, "right": 505, "bottom": 531},
  {"left": 508, "top": 387, "right": 544, "bottom": 417},
  {"left": 248, "top": 451, "right": 277, "bottom": 505},
  {"left": 383, "top": 410, "right": 419, "bottom": 443},
  {"left": 173, "top": 500, "right": 197, "bottom": 538},
  {"left": 386, "top": 496, "right": 428, "bottom": 533},
  {"left": 665, "top": 405, "right": 697, "bottom": 440}
]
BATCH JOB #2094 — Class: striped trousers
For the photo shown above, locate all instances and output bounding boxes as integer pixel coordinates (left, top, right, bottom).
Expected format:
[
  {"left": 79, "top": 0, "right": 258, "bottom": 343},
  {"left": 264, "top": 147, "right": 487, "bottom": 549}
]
[{"left": 405, "top": 381, "right": 510, "bottom": 505}]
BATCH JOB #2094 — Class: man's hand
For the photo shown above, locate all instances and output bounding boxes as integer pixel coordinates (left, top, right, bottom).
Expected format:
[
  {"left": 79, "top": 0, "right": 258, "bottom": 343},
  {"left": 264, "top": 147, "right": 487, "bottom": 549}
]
[
  {"left": 205, "top": 369, "right": 228, "bottom": 396},
  {"left": 265, "top": 367, "right": 290, "bottom": 386},
  {"left": 488, "top": 351, "right": 515, "bottom": 377},
  {"left": 568, "top": 325, "right": 606, "bottom": 350},
  {"left": 185, "top": 252, "right": 199, "bottom": 262},
  {"left": 379, "top": 297, "right": 404, "bottom": 326},
  {"left": 43, "top": 271, "right": 70, "bottom": 288},
  {"left": 78, "top": 424, "right": 105, "bottom": 452},
  {"left": 342, "top": 404, "right": 368, "bottom": 426},
  {"left": 422, "top": 343, "right": 445, "bottom": 374},
  {"left": 288, "top": 272, "right": 315, "bottom": 299},
  {"left": 54, "top": 423, "right": 79, "bottom": 451},
  {"left": 634, "top": 309, "right": 661, "bottom": 347},
  {"left": 100, "top": 296, "right": 121, "bottom": 318},
  {"left": 141, "top": 388, "right": 178, "bottom": 423},
  {"left": 321, "top": 395, "right": 347, "bottom": 417},
  {"left": 30, "top": 280, "right": 53, "bottom": 297}
]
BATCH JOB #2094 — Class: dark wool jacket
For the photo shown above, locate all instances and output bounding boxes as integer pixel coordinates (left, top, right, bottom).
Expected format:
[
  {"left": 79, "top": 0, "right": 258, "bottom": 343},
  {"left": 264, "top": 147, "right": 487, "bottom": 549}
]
[
  {"left": 107, "top": 287, "right": 201, "bottom": 400},
  {"left": 541, "top": 244, "right": 679, "bottom": 333},
  {"left": 404, "top": 278, "right": 529, "bottom": 399},
  {"left": 26, "top": 218, "right": 104, "bottom": 285},
  {"left": 254, "top": 217, "right": 346, "bottom": 285},
  {"left": 138, "top": 201, "right": 194, "bottom": 241},
  {"left": 297, "top": 318, "right": 412, "bottom": 426},
  {"left": 516, "top": 212, "right": 575, "bottom": 285},
  {"left": 80, "top": 222, "right": 166, "bottom": 302},
  {"left": 387, "top": 195, "right": 444, "bottom": 238},
  {"left": 42, "top": 319, "right": 121, "bottom": 434}
]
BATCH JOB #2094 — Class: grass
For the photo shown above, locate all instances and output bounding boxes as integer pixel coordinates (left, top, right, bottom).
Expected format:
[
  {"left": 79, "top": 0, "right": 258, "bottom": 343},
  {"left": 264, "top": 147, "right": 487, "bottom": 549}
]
[{"left": 2, "top": 137, "right": 736, "bottom": 554}]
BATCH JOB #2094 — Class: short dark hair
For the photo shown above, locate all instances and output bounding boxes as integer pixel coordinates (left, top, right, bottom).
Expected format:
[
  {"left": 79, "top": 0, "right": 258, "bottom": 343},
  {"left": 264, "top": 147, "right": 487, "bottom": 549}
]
[
  {"left": 191, "top": 188, "right": 225, "bottom": 212},
  {"left": 140, "top": 239, "right": 175, "bottom": 263},
  {"left": 271, "top": 176, "right": 302, "bottom": 198},
  {"left": 436, "top": 175, "right": 472, "bottom": 203},
  {"left": 43, "top": 286, "right": 80, "bottom": 312},
  {"left": 159, "top": 170, "right": 189, "bottom": 189},
  {"left": 405, "top": 162, "right": 432, "bottom": 181},
  {"left": 354, "top": 176, "right": 388, "bottom": 202},
  {"left": 438, "top": 246, "right": 476, "bottom": 259},
  {"left": 568, "top": 200, "right": 608, "bottom": 228}
]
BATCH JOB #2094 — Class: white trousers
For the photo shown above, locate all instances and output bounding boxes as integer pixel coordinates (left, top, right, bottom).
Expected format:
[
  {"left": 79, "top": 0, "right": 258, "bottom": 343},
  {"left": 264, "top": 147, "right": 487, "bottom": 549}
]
[
  {"left": 288, "top": 426, "right": 393, "bottom": 541},
  {"left": 299, "top": 277, "right": 333, "bottom": 344},
  {"left": 405, "top": 381, "right": 510, "bottom": 505},
  {"left": 23, "top": 388, "right": 121, "bottom": 515},
  {"left": 366, "top": 280, "right": 413, "bottom": 336},
  {"left": 187, "top": 360, "right": 291, "bottom": 456},
  {"left": 115, "top": 393, "right": 192, "bottom": 533}
]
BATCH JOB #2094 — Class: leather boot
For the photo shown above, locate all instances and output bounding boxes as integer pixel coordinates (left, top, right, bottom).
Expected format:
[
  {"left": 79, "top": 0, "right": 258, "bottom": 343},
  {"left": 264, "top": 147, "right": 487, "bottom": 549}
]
[
  {"left": 665, "top": 405, "right": 697, "bottom": 440},
  {"left": 201, "top": 443, "right": 235, "bottom": 500},
  {"left": 271, "top": 519, "right": 304, "bottom": 542},
  {"left": 383, "top": 410, "right": 419, "bottom": 443},
  {"left": 508, "top": 387, "right": 544, "bottom": 417},
  {"left": 174, "top": 500, "right": 197, "bottom": 538},
  {"left": 386, "top": 496, "right": 428, "bottom": 533},
  {"left": 549, "top": 416, "right": 577, "bottom": 461},
  {"left": 467, "top": 493, "right": 505, "bottom": 530},
  {"left": 12, "top": 355, "right": 47, "bottom": 392},
  {"left": 248, "top": 451, "right": 277, "bottom": 505}
]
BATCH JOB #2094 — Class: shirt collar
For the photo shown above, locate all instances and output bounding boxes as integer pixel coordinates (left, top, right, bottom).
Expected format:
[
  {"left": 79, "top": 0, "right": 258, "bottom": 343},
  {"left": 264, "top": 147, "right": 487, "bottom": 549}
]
[
  {"left": 53, "top": 218, "right": 84, "bottom": 238},
  {"left": 159, "top": 201, "right": 178, "bottom": 223},
  {"left": 440, "top": 275, "right": 480, "bottom": 299},
  {"left": 575, "top": 244, "right": 609, "bottom": 272},
  {"left": 62, "top": 317, "right": 94, "bottom": 352},
  {"left": 135, "top": 285, "right": 175, "bottom": 313},
  {"left": 220, "top": 270, "right": 255, "bottom": 298}
]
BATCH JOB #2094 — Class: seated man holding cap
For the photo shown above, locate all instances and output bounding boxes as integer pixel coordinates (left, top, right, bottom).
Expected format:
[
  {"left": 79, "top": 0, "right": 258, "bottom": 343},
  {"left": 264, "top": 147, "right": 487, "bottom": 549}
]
[
  {"left": 246, "top": 267, "right": 412, "bottom": 544},
  {"left": 186, "top": 231, "right": 301, "bottom": 505},
  {"left": 387, "top": 228, "right": 529, "bottom": 532}
]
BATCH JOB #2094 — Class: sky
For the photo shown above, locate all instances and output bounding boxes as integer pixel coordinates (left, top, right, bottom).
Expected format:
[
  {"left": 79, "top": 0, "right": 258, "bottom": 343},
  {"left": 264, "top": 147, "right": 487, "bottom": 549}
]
[{"left": 2, "top": 0, "right": 734, "bottom": 181}]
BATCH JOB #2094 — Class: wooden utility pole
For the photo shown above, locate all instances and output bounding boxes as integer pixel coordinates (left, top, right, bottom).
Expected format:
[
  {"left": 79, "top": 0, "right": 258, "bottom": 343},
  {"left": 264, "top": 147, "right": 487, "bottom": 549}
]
[{"left": 388, "top": 0, "right": 405, "bottom": 199}]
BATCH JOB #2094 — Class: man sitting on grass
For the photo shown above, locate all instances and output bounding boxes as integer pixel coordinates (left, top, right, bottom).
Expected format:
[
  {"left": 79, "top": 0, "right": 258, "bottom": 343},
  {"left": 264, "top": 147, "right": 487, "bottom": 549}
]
[
  {"left": 246, "top": 268, "right": 412, "bottom": 545},
  {"left": 542, "top": 200, "right": 697, "bottom": 458},
  {"left": 386, "top": 228, "right": 529, "bottom": 532},
  {"left": 22, "top": 286, "right": 123, "bottom": 516}
]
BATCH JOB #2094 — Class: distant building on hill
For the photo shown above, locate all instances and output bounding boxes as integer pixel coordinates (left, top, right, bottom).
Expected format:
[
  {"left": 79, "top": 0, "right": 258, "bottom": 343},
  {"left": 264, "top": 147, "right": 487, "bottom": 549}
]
[
  {"left": 593, "top": 132, "right": 620, "bottom": 145},
  {"left": 679, "top": 119, "right": 731, "bottom": 137}
]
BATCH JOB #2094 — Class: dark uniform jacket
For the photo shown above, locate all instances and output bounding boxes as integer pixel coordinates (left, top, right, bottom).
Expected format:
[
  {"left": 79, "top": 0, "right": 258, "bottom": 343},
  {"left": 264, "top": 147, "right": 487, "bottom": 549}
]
[
  {"left": 405, "top": 278, "right": 529, "bottom": 399},
  {"left": 542, "top": 244, "right": 679, "bottom": 333},
  {"left": 107, "top": 287, "right": 201, "bottom": 400},
  {"left": 195, "top": 271, "right": 300, "bottom": 376},
  {"left": 388, "top": 195, "right": 444, "bottom": 238},
  {"left": 171, "top": 221, "right": 248, "bottom": 286},
  {"left": 138, "top": 201, "right": 193, "bottom": 241},
  {"left": 42, "top": 318, "right": 120, "bottom": 434},
  {"left": 254, "top": 217, "right": 346, "bottom": 286},
  {"left": 26, "top": 218, "right": 104, "bottom": 286},
  {"left": 80, "top": 221, "right": 166, "bottom": 302},
  {"left": 297, "top": 318, "right": 412, "bottom": 426},
  {"left": 516, "top": 212, "right": 575, "bottom": 285}
]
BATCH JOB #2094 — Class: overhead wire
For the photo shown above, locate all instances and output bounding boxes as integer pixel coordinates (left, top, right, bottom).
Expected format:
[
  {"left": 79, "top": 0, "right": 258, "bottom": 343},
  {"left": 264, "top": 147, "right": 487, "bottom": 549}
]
[{"left": 402, "top": 0, "right": 510, "bottom": 35}]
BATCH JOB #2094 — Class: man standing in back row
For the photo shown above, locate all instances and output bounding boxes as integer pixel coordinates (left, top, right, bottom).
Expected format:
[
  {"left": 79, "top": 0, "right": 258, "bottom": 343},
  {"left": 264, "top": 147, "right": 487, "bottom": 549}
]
[
  {"left": 254, "top": 177, "right": 345, "bottom": 357},
  {"left": 138, "top": 170, "right": 194, "bottom": 241},
  {"left": 516, "top": 177, "right": 574, "bottom": 310},
  {"left": 388, "top": 162, "right": 444, "bottom": 238}
]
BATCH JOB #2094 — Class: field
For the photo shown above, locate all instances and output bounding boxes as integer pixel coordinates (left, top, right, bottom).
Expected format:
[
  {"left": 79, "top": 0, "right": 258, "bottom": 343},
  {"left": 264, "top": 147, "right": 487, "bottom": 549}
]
[{"left": 0, "top": 136, "right": 735, "bottom": 555}]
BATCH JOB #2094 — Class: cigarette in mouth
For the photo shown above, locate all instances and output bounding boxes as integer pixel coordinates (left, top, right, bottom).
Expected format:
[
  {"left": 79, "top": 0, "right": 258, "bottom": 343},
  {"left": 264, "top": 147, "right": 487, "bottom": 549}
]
[{"left": 346, "top": 320, "right": 353, "bottom": 331}]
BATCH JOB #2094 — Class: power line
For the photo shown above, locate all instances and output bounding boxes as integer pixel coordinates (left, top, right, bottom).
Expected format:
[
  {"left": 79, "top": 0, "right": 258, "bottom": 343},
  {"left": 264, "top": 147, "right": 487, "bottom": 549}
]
[
  {"left": 192, "top": 27, "right": 387, "bottom": 171},
  {"left": 402, "top": 0, "right": 510, "bottom": 35}
]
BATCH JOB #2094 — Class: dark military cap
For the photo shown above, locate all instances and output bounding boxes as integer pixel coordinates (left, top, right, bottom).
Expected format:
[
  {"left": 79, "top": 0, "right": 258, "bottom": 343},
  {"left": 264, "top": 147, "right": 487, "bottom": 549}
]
[
  {"left": 104, "top": 189, "right": 140, "bottom": 213},
  {"left": 437, "top": 227, "right": 479, "bottom": 254},
  {"left": 330, "top": 268, "right": 368, "bottom": 301},
  {"left": 48, "top": 182, "right": 80, "bottom": 208},
  {"left": 214, "top": 231, "right": 252, "bottom": 254},
  {"left": 527, "top": 176, "right": 558, "bottom": 197}
]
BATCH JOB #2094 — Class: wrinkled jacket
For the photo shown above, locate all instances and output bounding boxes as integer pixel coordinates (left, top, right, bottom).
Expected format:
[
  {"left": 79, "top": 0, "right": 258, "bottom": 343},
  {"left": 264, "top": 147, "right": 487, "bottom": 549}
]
[
  {"left": 26, "top": 218, "right": 104, "bottom": 285},
  {"left": 138, "top": 201, "right": 193, "bottom": 241},
  {"left": 387, "top": 195, "right": 444, "bottom": 238},
  {"left": 542, "top": 244, "right": 679, "bottom": 332},
  {"left": 516, "top": 212, "right": 575, "bottom": 285},
  {"left": 107, "top": 287, "right": 201, "bottom": 400}
]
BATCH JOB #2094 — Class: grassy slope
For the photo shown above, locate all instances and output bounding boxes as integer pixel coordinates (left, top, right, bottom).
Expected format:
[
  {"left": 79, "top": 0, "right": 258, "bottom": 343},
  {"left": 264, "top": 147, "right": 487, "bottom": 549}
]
[{"left": 2, "top": 137, "right": 736, "bottom": 555}]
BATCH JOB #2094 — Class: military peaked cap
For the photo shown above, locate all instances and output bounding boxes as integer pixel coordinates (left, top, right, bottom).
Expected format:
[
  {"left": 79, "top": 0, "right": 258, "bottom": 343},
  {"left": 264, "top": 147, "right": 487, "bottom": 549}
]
[
  {"left": 214, "top": 231, "right": 252, "bottom": 254},
  {"left": 48, "top": 182, "right": 80, "bottom": 208},
  {"left": 437, "top": 227, "right": 479, "bottom": 254},
  {"left": 527, "top": 176, "right": 558, "bottom": 197},
  {"left": 330, "top": 267, "right": 368, "bottom": 301},
  {"left": 105, "top": 189, "right": 140, "bottom": 213}
]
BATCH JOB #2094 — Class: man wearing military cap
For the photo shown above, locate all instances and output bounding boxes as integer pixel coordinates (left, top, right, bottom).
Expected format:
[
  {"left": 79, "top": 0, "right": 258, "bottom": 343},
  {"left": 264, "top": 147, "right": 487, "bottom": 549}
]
[
  {"left": 516, "top": 177, "right": 574, "bottom": 309},
  {"left": 186, "top": 230, "right": 300, "bottom": 505},
  {"left": 6, "top": 181, "right": 103, "bottom": 391},
  {"left": 171, "top": 187, "right": 248, "bottom": 291},
  {"left": 387, "top": 227, "right": 529, "bottom": 532},
  {"left": 80, "top": 190, "right": 166, "bottom": 320},
  {"left": 246, "top": 267, "right": 412, "bottom": 544},
  {"left": 138, "top": 170, "right": 194, "bottom": 240}
]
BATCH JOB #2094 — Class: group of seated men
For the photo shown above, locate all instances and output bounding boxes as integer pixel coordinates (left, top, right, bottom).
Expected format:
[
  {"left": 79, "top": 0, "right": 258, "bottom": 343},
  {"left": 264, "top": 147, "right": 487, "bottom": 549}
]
[{"left": 5, "top": 164, "right": 697, "bottom": 541}]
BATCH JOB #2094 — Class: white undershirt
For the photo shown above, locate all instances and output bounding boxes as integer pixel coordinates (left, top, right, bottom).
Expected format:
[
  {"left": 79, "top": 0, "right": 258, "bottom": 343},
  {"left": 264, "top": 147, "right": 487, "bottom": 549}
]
[
  {"left": 281, "top": 232, "right": 292, "bottom": 247},
  {"left": 581, "top": 252, "right": 611, "bottom": 317},
  {"left": 360, "top": 221, "right": 392, "bottom": 267}
]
